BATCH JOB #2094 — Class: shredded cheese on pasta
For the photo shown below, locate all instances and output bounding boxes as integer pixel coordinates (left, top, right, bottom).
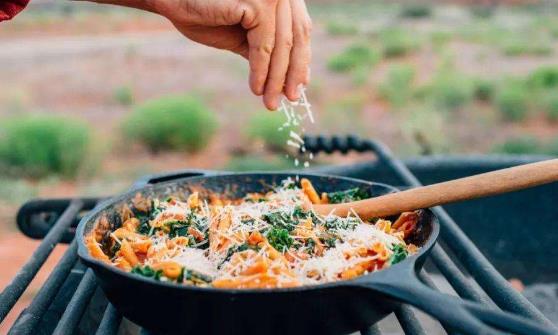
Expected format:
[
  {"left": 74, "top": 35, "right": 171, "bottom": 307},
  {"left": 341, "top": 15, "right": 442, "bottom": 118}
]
[{"left": 87, "top": 178, "right": 419, "bottom": 289}]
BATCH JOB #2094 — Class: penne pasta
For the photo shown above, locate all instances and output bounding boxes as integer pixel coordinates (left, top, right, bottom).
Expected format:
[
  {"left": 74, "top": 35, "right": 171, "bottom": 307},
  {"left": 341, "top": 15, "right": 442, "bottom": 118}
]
[
  {"left": 301, "top": 178, "right": 321, "bottom": 204},
  {"left": 87, "top": 178, "right": 420, "bottom": 288}
]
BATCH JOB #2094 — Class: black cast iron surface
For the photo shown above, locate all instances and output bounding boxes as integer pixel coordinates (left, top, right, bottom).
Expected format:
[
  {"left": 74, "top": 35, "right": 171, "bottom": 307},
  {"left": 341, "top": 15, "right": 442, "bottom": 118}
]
[
  {"left": 76, "top": 172, "right": 553, "bottom": 335},
  {"left": 1, "top": 137, "right": 556, "bottom": 335}
]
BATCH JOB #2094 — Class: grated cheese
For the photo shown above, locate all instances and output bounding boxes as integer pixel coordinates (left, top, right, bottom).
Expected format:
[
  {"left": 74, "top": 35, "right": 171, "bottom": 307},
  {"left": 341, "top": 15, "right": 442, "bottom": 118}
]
[
  {"left": 135, "top": 181, "right": 410, "bottom": 286},
  {"left": 277, "top": 86, "right": 315, "bottom": 168},
  {"left": 168, "top": 247, "right": 218, "bottom": 277}
]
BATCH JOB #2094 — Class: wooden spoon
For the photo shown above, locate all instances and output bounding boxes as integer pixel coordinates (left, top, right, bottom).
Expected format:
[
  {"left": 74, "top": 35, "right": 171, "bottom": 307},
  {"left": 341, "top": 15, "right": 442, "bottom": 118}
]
[{"left": 312, "top": 158, "right": 558, "bottom": 220}]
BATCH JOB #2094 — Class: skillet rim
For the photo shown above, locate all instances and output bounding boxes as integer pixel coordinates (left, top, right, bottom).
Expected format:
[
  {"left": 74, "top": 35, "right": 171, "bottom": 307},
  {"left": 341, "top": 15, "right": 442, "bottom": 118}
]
[{"left": 76, "top": 171, "right": 440, "bottom": 295}]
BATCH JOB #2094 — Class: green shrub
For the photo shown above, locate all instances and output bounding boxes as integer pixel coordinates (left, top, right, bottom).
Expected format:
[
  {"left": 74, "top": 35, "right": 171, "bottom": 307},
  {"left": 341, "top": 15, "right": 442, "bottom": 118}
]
[
  {"left": 469, "top": 6, "right": 495, "bottom": 19},
  {"left": 327, "top": 43, "right": 379, "bottom": 73},
  {"left": 399, "top": 4, "right": 432, "bottom": 19},
  {"left": 0, "top": 116, "right": 91, "bottom": 177},
  {"left": 500, "top": 37, "right": 553, "bottom": 57},
  {"left": 429, "top": 73, "right": 474, "bottom": 110},
  {"left": 246, "top": 112, "right": 293, "bottom": 151},
  {"left": 400, "top": 4, "right": 432, "bottom": 18},
  {"left": 378, "top": 64, "right": 415, "bottom": 107},
  {"left": 472, "top": 79, "right": 495, "bottom": 102},
  {"left": 492, "top": 136, "right": 542, "bottom": 154},
  {"left": 379, "top": 28, "right": 418, "bottom": 58},
  {"left": 495, "top": 82, "right": 529, "bottom": 122},
  {"left": 527, "top": 66, "right": 558, "bottom": 90},
  {"left": 225, "top": 155, "right": 296, "bottom": 171},
  {"left": 123, "top": 95, "right": 217, "bottom": 153},
  {"left": 326, "top": 21, "right": 358, "bottom": 36},
  {"left": 540, "top": 92, "right": 558, "bottom": 122},
  {"left": 113, "top": 85, "right": 134, "bottom": 106}
]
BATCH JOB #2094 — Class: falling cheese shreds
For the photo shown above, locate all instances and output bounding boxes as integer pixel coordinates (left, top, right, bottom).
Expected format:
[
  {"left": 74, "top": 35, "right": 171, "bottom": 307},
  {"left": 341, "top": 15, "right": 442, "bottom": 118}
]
[
  {"left": 289, "top": 131, "right": 305, "bottom": 145},
  {"left": 287, "top": 140, "right": 301, "bottom": 149},
  {"left": 277, "top": 86, "right": 315, "bottom": 168}
]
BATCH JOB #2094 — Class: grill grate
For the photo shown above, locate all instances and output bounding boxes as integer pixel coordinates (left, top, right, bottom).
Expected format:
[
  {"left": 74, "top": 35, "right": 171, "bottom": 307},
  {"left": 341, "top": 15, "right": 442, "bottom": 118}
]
[{"left": 1, "top": 137, "right": 556, "bottom": 335}]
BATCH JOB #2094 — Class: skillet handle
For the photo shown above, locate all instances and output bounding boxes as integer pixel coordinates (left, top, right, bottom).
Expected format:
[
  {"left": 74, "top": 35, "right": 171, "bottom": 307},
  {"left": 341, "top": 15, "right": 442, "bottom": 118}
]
[
  {"left": 356, "top": 269, "right": 555, "bottom": 335},
  {"left": 131, "top": 169, "right": 217, "bottom": 189}
]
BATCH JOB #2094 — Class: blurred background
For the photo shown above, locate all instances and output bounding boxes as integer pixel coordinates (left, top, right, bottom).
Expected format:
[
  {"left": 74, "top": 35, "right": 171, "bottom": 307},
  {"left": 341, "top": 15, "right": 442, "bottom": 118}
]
[{"left": 2, "top": 0, "right": 558, "bottom": 330}]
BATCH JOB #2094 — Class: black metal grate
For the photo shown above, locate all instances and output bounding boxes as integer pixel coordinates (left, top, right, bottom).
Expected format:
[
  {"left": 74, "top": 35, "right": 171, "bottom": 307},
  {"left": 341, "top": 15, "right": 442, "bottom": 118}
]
[{"left": 1, "top": 137, "right": 556, "bottom": 335}]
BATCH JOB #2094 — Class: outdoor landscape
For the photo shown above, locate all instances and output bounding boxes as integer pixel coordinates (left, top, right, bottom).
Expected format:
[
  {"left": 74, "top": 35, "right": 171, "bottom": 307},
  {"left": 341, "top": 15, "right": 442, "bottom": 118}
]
[{"left": 2, "top": 0, "right": 558, "bottom": 331}]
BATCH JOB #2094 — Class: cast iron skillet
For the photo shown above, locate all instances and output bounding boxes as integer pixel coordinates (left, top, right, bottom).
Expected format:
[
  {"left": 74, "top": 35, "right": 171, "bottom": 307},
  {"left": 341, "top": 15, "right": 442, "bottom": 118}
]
[{"left": 76, "top": 172, "right": 553, "bottom": 335}]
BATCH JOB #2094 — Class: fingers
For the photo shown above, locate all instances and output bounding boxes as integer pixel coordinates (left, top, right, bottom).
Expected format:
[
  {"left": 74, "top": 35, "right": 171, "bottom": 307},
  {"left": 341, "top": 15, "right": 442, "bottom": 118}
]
[
  {"left": 243, "top": 0, "right": 311, "bottom": 109},
  {"left": 263, "top": 0, "right": 293, "bottom": 110},
  {"left": 179, "top": 25, "right": 249, "bottom": 59},
  {"left": 284, "top": 0, "right": 312, "bottom": 101},
  {"left": 244, "top": 1, "right": 277, "bottom": 96}
]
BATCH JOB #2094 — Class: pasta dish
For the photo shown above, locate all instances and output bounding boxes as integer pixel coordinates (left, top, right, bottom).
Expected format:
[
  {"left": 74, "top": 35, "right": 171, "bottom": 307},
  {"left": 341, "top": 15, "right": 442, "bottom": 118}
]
[{"left": 86, "top": 178, "right": 419, "bottom": 289}]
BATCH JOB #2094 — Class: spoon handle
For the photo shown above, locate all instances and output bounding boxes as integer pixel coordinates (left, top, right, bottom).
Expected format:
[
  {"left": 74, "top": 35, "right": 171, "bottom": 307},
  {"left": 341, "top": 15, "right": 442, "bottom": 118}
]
[{"left": 315, "top": 159, "right": 558, "bottom": 220}]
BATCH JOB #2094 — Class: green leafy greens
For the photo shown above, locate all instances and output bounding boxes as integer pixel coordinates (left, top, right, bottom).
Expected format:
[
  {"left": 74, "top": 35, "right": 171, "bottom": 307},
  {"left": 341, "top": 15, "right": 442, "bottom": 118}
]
[
  {"left": 262, "top": 211, "right": 297, "bottom": 231},
  {"left": 327, "top": 188, "right": 370, "bottom": 204},
  {"left": 323, "top": 216, "right": 359, "bottom": 231},
  {"left": 390, "top": 244, "right": 408, "bottom": 265},
  {"left": 266, "top": 227, "right": 294, "bottom": 252},
  {"left": 131, "top": 265, "right": 163, "bottom": 280}
]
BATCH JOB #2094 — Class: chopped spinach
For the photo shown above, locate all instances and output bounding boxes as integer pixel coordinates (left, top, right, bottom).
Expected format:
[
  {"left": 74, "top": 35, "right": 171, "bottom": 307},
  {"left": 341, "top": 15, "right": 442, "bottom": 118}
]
[
  {"left": 167, "top": 220, "right": 189, "bottom": 238},
  {"left": 219, "top": 243, "right": 251, "bottom": 267},
  {"left": 304, "top": 238, "right": 316, "bottom": 254},
  {"left": 323, "top": 217, "right": 359, "bottom": 231},
  {"left": 327, "top": 188, "right": 370, "bottom": 204},
  {"left": 390, "top": 244, "right": 408, "bottom": 265},
  {"left": 292, "top": 206, "right": 320, "bottom": 225},
  {"left": 189, "top": 212, "right": 209, "bottom": 230},
  {"left": 196, "top": 239, "right": 209, "bottom": 250},
  {"left": 177, "top": 267, "right": 186, "bottom": 283},
  {"left": 241, "top": 217, "right": 256, "bottom": 226},
  {"left": 292, "top": 206, "right": 308, "bottom": 219},
  {"left": 323, "top": 236, "right": 338, "bottom": 248},
  {"left": 136, "top": 213, "right": 152, "bottom": 235},
  {"left": 266, "top": 227, "right": 293, "bottom": 253},
  {"left": 136, "top": 202, "right": 166, "bottom": 236},
  {"left": 110, "top": 242, "right": 121, "bottom": 255},
  {"left": 262, "top": 211, "right": 296, "bottom": 231},
  {"left": 184, "top": 269, "right": 212, "bottom": 284},
  {"left": 176, "top": 266, "right": 212, "bottom": 284},
  {"left": 131, "top": 265, "right": 163, "bottom": 280}
]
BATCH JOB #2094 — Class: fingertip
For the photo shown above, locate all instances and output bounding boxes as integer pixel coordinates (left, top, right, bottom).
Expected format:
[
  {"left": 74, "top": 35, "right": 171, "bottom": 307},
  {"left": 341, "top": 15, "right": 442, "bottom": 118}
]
[
  {"left": 263, "top": 94, "right": 279, "bottom": 111},
  {"left": 285, "top": 84, "right": 300, "bottom": 101},
  {"left": 249, "top": 75, "right": 265, "bottom": 96}
]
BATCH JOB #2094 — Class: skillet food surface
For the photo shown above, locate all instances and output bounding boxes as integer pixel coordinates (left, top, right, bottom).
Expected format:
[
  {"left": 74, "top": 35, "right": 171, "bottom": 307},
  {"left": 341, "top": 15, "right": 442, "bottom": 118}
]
[{"left": 85, "top": 176, "right": 426, "bottom": 289}]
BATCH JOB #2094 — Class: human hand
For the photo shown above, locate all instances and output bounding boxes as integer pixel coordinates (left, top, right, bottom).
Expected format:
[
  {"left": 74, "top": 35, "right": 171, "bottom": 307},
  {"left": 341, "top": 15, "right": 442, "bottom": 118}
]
[{"left": 98, "top": 0, "right": 312, "bottom": 110}]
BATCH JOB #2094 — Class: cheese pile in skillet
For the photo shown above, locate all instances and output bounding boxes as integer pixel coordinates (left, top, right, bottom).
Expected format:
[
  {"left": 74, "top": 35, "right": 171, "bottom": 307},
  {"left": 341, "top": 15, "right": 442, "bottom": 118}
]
[{"left": 86, "top": 178, "right": 419, "bottom": 288}]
